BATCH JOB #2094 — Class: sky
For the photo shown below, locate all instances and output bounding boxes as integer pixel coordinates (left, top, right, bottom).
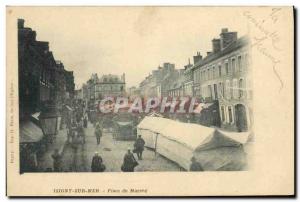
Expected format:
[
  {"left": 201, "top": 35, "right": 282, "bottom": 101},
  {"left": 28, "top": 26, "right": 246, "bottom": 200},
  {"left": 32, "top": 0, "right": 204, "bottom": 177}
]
[{"left": 17, "top": 7, "right": 248, "bottom": 89}]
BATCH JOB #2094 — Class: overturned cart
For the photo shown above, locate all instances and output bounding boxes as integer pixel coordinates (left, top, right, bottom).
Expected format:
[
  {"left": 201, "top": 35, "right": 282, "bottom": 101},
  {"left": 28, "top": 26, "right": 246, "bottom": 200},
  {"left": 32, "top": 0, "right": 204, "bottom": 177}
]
[{"left": 137, "top": 116, "right": 251, "bottom": 171}]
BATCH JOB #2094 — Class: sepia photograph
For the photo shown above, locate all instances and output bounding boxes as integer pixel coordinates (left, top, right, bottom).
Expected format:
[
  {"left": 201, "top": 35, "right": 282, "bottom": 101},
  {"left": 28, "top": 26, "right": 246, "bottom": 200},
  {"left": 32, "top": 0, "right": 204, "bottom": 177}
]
[
  {"left": 6, "top": 6, "right": 294, "bottom": 196},
  {"left": 17, "top": 10, "right": 253, "bottom": 173}
]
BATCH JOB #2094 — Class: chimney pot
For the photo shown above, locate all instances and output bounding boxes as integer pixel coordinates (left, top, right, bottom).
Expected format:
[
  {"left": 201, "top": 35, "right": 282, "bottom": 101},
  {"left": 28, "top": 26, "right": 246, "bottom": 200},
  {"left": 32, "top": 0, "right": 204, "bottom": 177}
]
[
  {"left": 193, "top": 52, "right": 202, "bottom": 64},
  {"left": 212, "top": 38, "right": 221, "bottom": 53},
  {"left": 220, "top": 29, "right": 238, "bottom": 50},
  {"left": 18, "top": 19, "right": 25, "bottom": 29}
]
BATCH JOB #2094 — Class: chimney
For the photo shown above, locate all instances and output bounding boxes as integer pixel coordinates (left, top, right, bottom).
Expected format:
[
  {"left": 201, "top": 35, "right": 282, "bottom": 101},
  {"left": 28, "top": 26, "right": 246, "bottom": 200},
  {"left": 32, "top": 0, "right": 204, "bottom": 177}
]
[
  {"left": 221, "top": 28, "right": 228, "bottom": 33},
  {"left": 193, "top": 52, "right": 202, "bottom": 64},
  {"left": 212, "top": 38, "right": 221, "bottom": 53},
  {"left": 220, "top": 28, "right": 237, "bottom": 50},
  {"left": 121, "top": 73, "right": 126, "bottom": 82},
  {"left": 18, "top": 19, "right": 24, "bottom": 29}
]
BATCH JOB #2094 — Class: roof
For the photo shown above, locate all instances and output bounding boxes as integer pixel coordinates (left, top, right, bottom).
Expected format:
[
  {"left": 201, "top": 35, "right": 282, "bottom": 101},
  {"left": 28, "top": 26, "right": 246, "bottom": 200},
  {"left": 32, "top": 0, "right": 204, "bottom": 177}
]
[
  {"left": 192, "top": 36, "right": 249, "bottom": 70},
  {"left": 137, "top": 117, "right": 215, "bottom": 150},
  {"left": 147, "top": 111, "right": 164, "bottom": 117},
  {"left": 98, "top": 74, "right": 124, "bottom": 84},
  {"left": 137, "top": 116, "right": 251, "bottom": 151}
]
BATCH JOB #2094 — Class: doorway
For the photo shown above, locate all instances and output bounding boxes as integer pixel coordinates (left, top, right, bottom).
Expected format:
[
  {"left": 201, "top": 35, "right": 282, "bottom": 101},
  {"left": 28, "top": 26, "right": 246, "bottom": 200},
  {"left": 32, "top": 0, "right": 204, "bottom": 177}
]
[{"left": 235, "top": 104, "right": 248, "bottom": 132}]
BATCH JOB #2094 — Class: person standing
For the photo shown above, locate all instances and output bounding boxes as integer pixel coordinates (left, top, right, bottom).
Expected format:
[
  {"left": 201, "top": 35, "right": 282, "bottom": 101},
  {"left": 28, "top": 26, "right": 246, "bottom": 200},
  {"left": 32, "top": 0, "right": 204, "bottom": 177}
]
[
  {"left": 134, "top": 135, "right": 145, "bottom": 160},
  {"left": 77, "top": 118, "right": 85, "bottom": 144},
  {"left": 121, "top": 148, "right": 138, "bottom": 172},
  {"left": 91, "top": 152, "right": 105, "bottom": 172},
  {"left": 51, "top": 149, "right": 62, "bottom": 172},
  {"left": 83, "top": 114, "right": 88, "bottom": 128},
  {"left": 189, "top": 157, "right": 204, "bottom": 171},
  {"left": 94, "top": 122, "right": 102, "bottom": 145}
]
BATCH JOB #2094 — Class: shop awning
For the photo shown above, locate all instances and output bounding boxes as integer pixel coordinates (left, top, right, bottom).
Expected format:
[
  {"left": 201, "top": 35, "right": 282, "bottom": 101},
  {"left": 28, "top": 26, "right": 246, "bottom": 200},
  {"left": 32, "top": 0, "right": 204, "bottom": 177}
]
[
  {"left": 31, "top": 112, "right": 40, "bottom": 121},
  {"left": 193, "top": 103, "right": 215, "bottom": 114},
  {"left": 20, "top": 120, "right": 44, "bottom": 143}
]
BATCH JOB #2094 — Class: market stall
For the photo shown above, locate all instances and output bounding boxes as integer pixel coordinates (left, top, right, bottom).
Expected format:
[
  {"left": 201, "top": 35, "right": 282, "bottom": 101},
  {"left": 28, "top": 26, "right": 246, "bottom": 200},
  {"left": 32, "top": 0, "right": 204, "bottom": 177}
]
[{"left": 137, "top": 116, "right": 251, "bottom": 171}]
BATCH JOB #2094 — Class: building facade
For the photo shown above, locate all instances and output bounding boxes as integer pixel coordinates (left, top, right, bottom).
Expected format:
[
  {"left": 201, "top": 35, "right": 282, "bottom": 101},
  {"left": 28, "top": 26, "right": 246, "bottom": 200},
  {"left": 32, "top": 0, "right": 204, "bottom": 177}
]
[
  {"left": 192, "top": 28, "right": 251, "bottom": 132},
  {"left": 83, "top": 73, "right": 126, "bottom": 101},
  {"left": 139, "top": 63, "right": 183, "bottom": 98}
]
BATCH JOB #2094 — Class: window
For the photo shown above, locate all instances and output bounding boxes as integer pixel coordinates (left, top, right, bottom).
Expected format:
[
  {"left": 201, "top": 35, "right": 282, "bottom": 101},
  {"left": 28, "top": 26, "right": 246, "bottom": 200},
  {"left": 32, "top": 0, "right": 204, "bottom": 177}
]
[
  {"left": 246, "top": 78, "right": 252, "bottom": 99},
  {"left": 226, "top": 80, "right": 231, "bottom": 99},
  {"left": 218, "top": 65, "right": 222, "bottom": 77},
  {"left": 219, "top": 82, "right": 224, "bottom": 98},
  {"left": 208, "top": 85, "right": 212, "bottom": 98},
  {"left": 232, "top": 58, "right": 236, "bottom": 73},
  {"left": 212, "top": 66, "right": 215, "bottom": 78},
  {"left": 233, "top": 79, "right": 238, "bottom": 99},
  {"left": 207, "top": 69, "right": 210, "bottom": 80},
  {"left": 225, "top": 63, "right": 229, "bottom": 75},
  {"left": 245, "top": 53, "right": 249, "bottom": 69},
  {"left": 221, "top": 106, "right": 225, "bottom": 122},
  {"left": 228, "top": 106, "right": 233, "bottom": 123},
  {"left": 238, "top": 56, "right": 242, "bottom": 72},
  {"left": 239, "top": 79, "right": 244, "bottom": 98}
]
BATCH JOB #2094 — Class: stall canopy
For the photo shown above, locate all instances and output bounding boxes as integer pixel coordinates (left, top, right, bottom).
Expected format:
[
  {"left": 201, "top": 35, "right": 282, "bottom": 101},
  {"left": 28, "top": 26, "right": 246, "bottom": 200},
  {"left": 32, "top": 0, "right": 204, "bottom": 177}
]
[
  {"left": 137, "top": 116, "right": 250, "bottom": 171},
  {"left": 20, "top": 120, "right": 44, "bottom": 143}
]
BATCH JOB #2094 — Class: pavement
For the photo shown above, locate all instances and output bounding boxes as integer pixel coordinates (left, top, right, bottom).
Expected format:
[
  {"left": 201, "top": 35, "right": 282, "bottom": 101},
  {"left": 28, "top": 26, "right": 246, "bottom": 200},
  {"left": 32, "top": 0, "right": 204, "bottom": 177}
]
[
  {"left": 38, "top": 127, "right": 68, "bottom": 171},
  {"left": 59, "top": 122, "right": 180, "bottom": 172}
]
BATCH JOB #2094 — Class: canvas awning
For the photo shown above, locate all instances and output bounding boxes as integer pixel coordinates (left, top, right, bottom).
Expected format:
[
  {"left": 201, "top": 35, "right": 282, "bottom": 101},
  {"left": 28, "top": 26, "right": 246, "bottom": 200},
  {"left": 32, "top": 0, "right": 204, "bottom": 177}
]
[
  {"left": 20, "top": 120, "right": 44, "bottom": 143},
  {"left": 137, "top": 116, "right": 251, "bottom": 170},
  {"left": 31, "top": 112, "right": 40, "bottom": 121},
  {"left": 193, "top": 103, "right": 214, "bottom": 114}
]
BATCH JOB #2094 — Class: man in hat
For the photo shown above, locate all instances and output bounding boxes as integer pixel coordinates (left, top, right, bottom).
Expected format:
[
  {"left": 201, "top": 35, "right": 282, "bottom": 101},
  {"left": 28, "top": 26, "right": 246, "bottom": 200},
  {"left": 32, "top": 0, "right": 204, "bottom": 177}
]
[
  {"left": 91, "top": 152, "right": 105, "bottom": 172},
  {"left": 121, "top": 148, "right": 138, "bottom": 172},
  {"left": 134, "top": 135, "right": 145, "bottom": 160},
  {"left": 94, "top": 122, "right": 102, "bottom": 145},
  {"left": 189, "top": 157, "right": 204, "bottom": 171}
]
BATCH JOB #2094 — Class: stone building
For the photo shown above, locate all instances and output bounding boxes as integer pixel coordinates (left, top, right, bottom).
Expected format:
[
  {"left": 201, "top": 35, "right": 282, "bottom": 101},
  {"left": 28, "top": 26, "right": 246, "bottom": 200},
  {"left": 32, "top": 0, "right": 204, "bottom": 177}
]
[
  {"left": 128, "top": 86, "right": 141, "bottom": 98},
  {"left": 53, "top": 60, "right": 67, "bottom": 106},
  {"left": 84, "top": 73, "right": 126, "bottom": 100},
  {"left": 192, "top": 28, "right": 251, "bottom": 132},
  {"left": 18, "top": 18, "right": 55, "bottom": 118},
  {"left": 139, "top": 63, "right": 181, "bottom": 98},
  {"left": 18, "top": 18, "right": 75, "bottom": 173},
  {"left": 64, "top": 69, "right": 75, "bottom": 99}
]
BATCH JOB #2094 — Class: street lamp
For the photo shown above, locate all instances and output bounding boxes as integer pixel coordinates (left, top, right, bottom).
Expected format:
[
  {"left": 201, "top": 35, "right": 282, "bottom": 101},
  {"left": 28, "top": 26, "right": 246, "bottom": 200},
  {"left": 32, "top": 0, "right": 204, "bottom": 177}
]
[{"left": 39, "top": 102, "right": 59, "bottom": 144}]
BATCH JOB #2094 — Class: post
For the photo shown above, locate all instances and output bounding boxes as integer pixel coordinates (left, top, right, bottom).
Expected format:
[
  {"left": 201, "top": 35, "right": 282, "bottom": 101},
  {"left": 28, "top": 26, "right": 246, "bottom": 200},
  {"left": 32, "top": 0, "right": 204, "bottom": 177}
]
[{"left": 154, "top": 133, "right": 159, "bottom": 157}]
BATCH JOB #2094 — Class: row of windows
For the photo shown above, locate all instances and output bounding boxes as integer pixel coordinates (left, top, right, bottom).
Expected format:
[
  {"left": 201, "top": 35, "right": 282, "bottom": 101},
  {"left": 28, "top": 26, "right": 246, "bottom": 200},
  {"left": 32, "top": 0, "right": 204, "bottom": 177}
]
[
  {"left": 201, "top": 77, "right": 252, "bottom": 100},
  {"left": 102, "top": 77, "right": 120, "bottom": 83},
  {"left": 194, "top": 53, "right": 249, "bottom": 83},
  {"left": 169, "top": 90, "right": 183, "bottom": 97},
  {"left": 95, "top": 85, "right": 124, "bottom": 91}
]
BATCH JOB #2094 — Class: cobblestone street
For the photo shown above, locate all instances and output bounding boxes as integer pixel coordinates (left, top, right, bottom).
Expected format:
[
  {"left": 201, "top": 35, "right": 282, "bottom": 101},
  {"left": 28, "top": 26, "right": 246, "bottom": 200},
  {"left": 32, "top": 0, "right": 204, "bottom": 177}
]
[{"left": 59, "top": 123, "right": 180, "bottom": 172}]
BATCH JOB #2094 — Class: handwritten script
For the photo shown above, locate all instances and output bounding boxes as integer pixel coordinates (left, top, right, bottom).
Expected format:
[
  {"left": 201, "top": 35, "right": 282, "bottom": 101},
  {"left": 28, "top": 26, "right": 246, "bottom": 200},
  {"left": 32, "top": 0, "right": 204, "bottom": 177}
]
[{"left": 244, "top": 8, "right": 284, "bottom": 91}]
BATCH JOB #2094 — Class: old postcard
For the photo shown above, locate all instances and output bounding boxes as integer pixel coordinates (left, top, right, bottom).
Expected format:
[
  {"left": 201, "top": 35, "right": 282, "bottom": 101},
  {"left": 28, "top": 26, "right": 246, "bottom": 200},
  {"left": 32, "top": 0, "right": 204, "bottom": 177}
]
[{"left": 6, "top": 6, "right": 294, "bottom": 196}]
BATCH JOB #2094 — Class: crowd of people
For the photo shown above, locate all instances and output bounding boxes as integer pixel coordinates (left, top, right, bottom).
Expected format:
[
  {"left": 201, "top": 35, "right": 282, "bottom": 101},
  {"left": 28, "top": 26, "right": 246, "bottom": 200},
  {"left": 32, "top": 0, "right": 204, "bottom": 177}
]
[
  {"left": 51, "top": 102, "right": 204, "bottom": 172},
  {"left": 91, "top": 123, "right": 145, "bottom": 172}
]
